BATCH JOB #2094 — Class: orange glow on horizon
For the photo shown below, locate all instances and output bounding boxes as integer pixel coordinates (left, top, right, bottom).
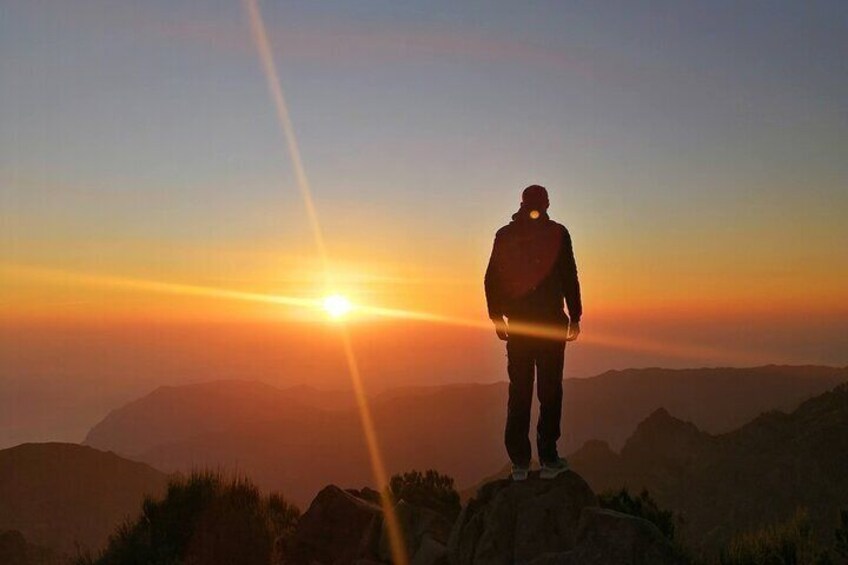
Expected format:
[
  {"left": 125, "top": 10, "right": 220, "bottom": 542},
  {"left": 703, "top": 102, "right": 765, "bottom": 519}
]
[
  {"left": 2, "top": 261, "right": 770, "bottom": 366},
  {"left": 242, "top": 0, "right": 409, "bottom": 561}
]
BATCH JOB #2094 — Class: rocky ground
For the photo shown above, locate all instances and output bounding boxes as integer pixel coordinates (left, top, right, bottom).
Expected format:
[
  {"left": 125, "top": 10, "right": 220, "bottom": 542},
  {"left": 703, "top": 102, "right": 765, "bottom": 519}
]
[{"left": 284, "top": 470, "right": 683, "bottom": 565}]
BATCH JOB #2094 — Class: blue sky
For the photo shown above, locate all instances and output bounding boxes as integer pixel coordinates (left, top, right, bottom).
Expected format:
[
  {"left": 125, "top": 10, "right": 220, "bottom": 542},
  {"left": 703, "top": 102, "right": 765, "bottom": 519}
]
[
  {"left": 2, "top": 0, "right": 848, "bottom": 447},
  {"left": 2, "top": 0, "right": 846, "bottom": 309}
]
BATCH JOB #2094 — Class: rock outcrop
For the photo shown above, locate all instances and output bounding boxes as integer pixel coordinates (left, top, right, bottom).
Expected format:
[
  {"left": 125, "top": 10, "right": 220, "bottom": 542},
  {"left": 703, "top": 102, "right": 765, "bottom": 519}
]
[
  {"left": 287, "top": 486, "right": 451, "bottom": 565},
  {"left": 526, "top": 508, "right": 684, "bottom": 565},
  {"left": 287, "top": 470, "right": 681, "bottom": 565},
  {"left": 287, "top": 486, "right": 384, "bottom": 564},
  {"left": 376, "top": 500, "right": 451, "bottom": 564},
  {"left": 448, "top": 471, "right": 682, "bottom": 565},
  {"left": 0, "top": 530, "right": 29, "bottom": 565}
]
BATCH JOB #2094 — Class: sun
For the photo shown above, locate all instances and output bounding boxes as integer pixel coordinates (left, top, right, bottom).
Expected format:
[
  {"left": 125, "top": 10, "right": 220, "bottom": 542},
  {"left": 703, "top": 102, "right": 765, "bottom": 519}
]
[{"left": 322, "top": 294, "right": 353, "bottom": 320}]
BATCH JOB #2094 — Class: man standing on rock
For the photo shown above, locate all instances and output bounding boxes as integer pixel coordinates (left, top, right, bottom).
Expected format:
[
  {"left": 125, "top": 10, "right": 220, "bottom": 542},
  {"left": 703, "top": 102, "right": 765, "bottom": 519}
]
[{"left": 485, "top": 185, "right": 582, "bottom": 481}]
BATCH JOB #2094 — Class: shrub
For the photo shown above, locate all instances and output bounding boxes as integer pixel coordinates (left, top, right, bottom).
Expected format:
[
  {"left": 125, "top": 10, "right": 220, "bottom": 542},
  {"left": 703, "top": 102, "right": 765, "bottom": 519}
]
[
  {"left": 836, "top": 510, "right": 848, "bottom": 560},
  {"left": 388, "top": 469, "right": 461, "bottom": 522},
  {"left": 77, "top": 471, "right": 299, "bottom": 565},
  {"left": 719, "top": 509, "right": 827, "bottom": 565},
  {"left": 599, "top": 488, "right": 676, "bottom": 540}
]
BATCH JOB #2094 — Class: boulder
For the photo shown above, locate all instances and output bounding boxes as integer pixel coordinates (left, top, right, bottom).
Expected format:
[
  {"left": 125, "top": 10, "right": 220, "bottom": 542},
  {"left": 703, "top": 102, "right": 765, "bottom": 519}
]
[
  {"left": 288, "top": 486, "right": 452, "bottom": 565},
  {"left": 412, "top": 535, "right": 448, "bottom": 565},
  {"left": 287, "top": 485, "right": 384, "bottom": 564},
  {"left": 377, "top": 500, "right": 453, "bottom": 563},
  {"left": 449, "top": 471, "right": 596, "bottom": 565},
  {"left": 449, "top": 471, "right": 683, "bottom": 565},
  {"left": 347, "top": 487, "right": 383, "bottom": 505},
  {"left": 0, "top": 530, "right": 29, "bottom": 565},
  {"left": 527, "top": 508, "right": 683, "bottom": 565}
]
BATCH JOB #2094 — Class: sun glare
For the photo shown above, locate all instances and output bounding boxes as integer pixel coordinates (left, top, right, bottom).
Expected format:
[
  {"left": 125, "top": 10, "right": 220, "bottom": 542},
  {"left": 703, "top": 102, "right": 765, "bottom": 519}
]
[{"left": 323, "top": 294, "right": 353, "bottom": 319}]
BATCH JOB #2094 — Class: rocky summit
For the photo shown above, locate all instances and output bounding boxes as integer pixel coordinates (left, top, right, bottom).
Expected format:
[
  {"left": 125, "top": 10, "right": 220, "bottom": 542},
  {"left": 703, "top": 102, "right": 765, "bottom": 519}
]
[
  {"left": 450, "top": 470, "right": 682, "bottom": 565},
  {"left": 285, "top": 470, "right": 682, "bottom": 565},
  {"left": 285, "top": 485, "right": 453, "bottom": 565}
]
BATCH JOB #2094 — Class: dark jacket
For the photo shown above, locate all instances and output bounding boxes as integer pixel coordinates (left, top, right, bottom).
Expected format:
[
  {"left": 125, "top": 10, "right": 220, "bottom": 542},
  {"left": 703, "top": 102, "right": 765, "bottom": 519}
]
[{"left": 484, "top": 210, "right": 582, "bottom": 324}]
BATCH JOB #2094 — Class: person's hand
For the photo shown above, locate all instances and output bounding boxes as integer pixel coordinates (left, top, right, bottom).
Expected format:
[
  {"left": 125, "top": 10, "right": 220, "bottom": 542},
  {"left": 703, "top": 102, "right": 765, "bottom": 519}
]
[
  {"left": 566, "top": 321, "right": 581, "bottom": 342},
  {"left": 492, "top": 317, "right": 509, "bottom": 341}
]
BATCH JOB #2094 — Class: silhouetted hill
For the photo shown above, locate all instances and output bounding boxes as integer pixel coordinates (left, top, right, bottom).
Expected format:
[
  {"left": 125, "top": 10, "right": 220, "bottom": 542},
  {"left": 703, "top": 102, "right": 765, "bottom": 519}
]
[
  {"left": 570, "top": 383, "right": 848, "bottom": 555},
  {"left": 0, "top": 529, "right": 62, "bottom": 565},
  {"left": 0, "top": 443, "right": 168, "bottom": 555},
  {"left": 84, "top": 380, "right": 327, "bottom": 456},
  {"left": 563, "top": 364, "right": 846, "bottom": 449},
  {"left": 83, "top": 365, "right": 846, "bottom": 506}
]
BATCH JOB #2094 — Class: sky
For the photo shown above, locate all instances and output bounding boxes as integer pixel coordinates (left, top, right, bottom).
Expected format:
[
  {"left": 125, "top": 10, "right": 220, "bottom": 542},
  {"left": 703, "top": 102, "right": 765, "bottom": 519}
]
[{"left": 1, "top": 0, "right": 847, "bottom": 445}]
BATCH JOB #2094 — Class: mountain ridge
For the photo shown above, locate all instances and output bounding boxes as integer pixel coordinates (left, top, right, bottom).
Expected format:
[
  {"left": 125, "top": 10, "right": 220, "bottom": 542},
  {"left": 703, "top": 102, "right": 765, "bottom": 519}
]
[
  {"left": 0, "top": 442, "right": 169, "bottom": 555},
  {"left": 83, "top": 365, "right": 847, "bottom": 506},
  {"left": 570, "top": 382, "right": 848, "bottom": 555}
]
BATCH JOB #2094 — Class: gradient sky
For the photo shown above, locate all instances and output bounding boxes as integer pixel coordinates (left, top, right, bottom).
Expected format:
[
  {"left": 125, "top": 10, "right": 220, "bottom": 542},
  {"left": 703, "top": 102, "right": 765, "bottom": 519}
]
[{"left": 1, "top": 1, "right": 847, "bottom": 444}]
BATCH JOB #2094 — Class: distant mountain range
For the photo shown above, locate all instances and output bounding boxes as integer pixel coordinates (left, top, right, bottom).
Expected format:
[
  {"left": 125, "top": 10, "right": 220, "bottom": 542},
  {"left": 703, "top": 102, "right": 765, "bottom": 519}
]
[
  {"left": 0, "top": 443, "right": 169, "bottom": 556},
  {"left": 83, "top": 365, "right": 847, "bottom": 506},
  {"left": 568, "top": 383, "right": 848, "bottom": 555},
  {"left": 4, "top": 365, "right": 846, "bottom": 558}
]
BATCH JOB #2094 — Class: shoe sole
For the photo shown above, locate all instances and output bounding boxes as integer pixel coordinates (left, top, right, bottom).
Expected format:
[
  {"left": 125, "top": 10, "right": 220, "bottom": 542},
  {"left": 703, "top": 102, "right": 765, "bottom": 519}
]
[
  {"left": 539, "top": 467, "right": 569, "bottom": 480},
  {"left": 511, "top": 472, "right": 529, "bottom": 481}
]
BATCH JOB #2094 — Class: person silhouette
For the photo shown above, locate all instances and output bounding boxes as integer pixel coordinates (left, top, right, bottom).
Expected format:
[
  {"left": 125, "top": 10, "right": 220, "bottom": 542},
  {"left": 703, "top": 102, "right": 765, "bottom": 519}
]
[{"left": 485, "top": 185, "right": 582, "bottom": 481}]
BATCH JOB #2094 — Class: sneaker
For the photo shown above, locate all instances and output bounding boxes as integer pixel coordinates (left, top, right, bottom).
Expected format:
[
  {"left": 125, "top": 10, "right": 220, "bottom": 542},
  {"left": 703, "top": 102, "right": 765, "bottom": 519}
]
[
  {"left": 511, "top": 464, "right": 530, "bottom": 481},
  {"left": 539, "top": 457, "right": 569, "bottom": 479}
]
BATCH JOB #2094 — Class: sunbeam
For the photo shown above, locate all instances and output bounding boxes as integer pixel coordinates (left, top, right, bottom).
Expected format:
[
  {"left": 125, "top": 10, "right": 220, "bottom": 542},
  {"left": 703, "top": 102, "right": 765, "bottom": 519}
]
[
  {"left": 241, "top": 0, "right": 409, "bottom": 561},
  {"left": 242, "top": 0, "right": 328, "bottom": 275},
  {"left": 4, "top": 262, "right": 765, "bottom": 366}
]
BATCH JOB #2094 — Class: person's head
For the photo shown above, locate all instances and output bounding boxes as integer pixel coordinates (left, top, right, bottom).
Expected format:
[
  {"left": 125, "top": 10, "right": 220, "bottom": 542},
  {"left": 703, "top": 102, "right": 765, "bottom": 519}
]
[{"left": 521, "top": 185, "right": 549, "bottom": 219}]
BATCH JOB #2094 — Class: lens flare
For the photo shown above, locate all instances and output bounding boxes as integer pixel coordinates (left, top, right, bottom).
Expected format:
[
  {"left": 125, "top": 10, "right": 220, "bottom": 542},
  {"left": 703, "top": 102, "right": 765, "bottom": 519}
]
[
  {"left": 323, "top": 294, "right": 353, "bottom": 319},
  {"left": 242, "top": 0, "right": 410, "bottom": 561}
]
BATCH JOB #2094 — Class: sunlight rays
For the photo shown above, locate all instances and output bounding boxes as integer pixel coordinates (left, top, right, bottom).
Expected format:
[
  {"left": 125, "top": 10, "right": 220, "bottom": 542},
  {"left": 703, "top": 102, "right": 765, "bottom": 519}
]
[
  {"left": 0, "top": 264, "right": 320, "bottom": 310},
  {"left": 323, "top": 294, "right": 354, "bottom": 319},
  {"left": 3, "top": 262, "right": 763, "bottom": 366},
  {"left": 241, "top": 1, "right": 409, "bottom": 562},
  {"left": 0, "top": 7, "right": 772, "bottom": 562},
  {"left": 355, "top": 302, "right": 763, "bottom": 364},
  {"left": 243, "top": 0, "right": 329, "bottom": 281}
]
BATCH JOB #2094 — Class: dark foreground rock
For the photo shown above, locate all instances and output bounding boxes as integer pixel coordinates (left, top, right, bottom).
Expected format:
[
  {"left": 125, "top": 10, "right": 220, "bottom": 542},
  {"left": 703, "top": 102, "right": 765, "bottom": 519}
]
[
  {"left": 0, "top": 530, "right": 29, "bottom": 565},
  {"left": 287, "top": 485, "right": 451, "bottom": 565},
  {"left": 287, "top": 486, "right": 384, "bottom": 564},
  {"left": 527, "top": 508, "right": 683, "bottom": 565},
  {"left": 287, "top": 470, "right": 681, "bottom": 565},
  {"left": 377, "top": 500, "right": 451, "bottom": 564},
  {"left": 448, "top": 471, "right": 682, "bottom": 565}
]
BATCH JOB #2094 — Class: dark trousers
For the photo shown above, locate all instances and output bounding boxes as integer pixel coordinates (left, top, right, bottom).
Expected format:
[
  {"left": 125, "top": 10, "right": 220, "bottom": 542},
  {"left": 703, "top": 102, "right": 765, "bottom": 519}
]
[{"left": 505, "top": 336, "right": 565, "bottom": 466}]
